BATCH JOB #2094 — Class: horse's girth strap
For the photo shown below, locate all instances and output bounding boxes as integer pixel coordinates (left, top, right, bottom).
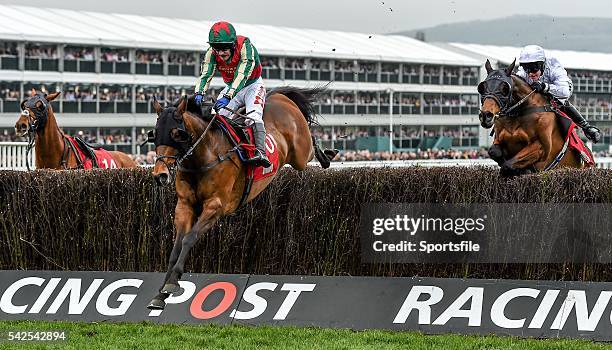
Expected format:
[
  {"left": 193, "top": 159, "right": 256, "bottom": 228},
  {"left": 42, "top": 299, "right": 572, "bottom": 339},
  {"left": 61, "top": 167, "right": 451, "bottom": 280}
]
[{"left": 543, "top": 136, "right": 571, "bottom": 171}]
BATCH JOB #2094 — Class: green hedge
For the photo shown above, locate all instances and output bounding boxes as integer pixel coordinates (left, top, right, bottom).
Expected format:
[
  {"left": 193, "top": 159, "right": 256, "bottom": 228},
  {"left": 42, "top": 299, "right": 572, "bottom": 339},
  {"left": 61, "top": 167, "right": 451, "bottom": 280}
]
[{"left": 1, "top": 167, "right": 612, "bottom": 280}]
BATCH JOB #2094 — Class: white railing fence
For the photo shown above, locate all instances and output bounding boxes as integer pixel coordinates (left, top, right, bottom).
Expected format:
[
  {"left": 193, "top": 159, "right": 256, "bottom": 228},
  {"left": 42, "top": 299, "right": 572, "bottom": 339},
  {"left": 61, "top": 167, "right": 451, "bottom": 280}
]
[
  {"left": 0, "top": 142, "right": 34, "bottom": 170},
  {"left": 1, "top": 142, "right": 611, "bottom": 171}
]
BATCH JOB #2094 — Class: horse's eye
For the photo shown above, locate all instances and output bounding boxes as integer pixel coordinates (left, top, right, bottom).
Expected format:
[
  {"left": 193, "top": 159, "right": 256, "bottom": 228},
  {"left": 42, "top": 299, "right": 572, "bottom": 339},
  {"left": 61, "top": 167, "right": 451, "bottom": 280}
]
[{"left": 500, "top": 83, "right": 510, "bottom": 96}]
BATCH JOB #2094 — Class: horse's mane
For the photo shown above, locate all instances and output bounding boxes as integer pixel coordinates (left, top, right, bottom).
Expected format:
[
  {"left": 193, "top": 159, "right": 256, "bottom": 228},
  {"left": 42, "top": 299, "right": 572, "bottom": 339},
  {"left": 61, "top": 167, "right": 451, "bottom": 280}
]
[
  {"left": 512, "top": 74, "right": 529, "bottom": 85},
  {"left": 172, "top": 95, "right": 213, "bottom": 120},
  {"left": 268, "top": 85, "right": 329, "bottom": 126}
]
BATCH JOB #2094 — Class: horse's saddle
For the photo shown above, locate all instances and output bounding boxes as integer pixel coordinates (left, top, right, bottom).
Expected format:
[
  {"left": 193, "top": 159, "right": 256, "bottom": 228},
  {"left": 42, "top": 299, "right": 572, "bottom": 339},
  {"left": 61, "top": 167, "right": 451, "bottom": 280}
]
[
  {"left": 73, "top": 137, "right": 102, "bottom": 168},
  {"left": 210, "top": 107, "right": 261, "bottom": 162}
]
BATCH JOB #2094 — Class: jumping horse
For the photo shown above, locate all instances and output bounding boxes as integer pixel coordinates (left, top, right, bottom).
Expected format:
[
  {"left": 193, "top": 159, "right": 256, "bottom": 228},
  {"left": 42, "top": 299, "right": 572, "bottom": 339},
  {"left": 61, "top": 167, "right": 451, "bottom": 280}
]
[
  {"left": 478, "top": 59, "right": 593, "bottom": 176},
  {"left": 14, "top": 92, "right": 137, "bottom": 169},
  {"left": 146, "top": 86, "right": 337, "bottom": 310}
]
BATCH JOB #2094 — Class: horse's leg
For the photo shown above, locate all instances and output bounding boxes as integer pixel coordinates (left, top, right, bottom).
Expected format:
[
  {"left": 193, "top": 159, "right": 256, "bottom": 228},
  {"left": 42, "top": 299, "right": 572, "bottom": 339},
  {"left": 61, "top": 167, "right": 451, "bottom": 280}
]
[
  {"left": 488, "top": 144, "right": 504, "bottom": 166},
  {"left": 161, "top": 197, "right": 223, "bottom": 294},
  {"left": 148, "top": 200, "right": 195, "bottom": 310},
  {"left": 501, "top": 141, "right": 544, "bottom": 176}
]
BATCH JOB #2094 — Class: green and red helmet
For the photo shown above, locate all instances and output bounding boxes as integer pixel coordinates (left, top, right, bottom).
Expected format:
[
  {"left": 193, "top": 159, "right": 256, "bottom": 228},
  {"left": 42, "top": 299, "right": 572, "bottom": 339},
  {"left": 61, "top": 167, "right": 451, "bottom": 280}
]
[{"left": 208, "top": 21, "right": 237, "bottom": 46}]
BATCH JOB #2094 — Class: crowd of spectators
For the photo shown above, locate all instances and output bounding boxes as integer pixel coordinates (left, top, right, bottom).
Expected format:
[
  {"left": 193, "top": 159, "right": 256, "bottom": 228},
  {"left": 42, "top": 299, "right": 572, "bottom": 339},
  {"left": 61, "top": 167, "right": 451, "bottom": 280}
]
[
  {"left": 570, "top": 71, "right": 612, "bottom": 81},
  {"left": 98, "top": 87, "right": 131, "bottom": 101},
  {"left": 334, "top": 60, "right": 354, "bottom": 72},
  {"left": 25, "top": 44, "right": 57, "bottom": 58},
  {"left": 0, "top": 85, "right": 20, "bottom": 100},
  {"left": 337, "top": 148, "right": 489, "bottom": 161},
  {"left": 168, "top": 52, "right": 196, "bottom": 65},
  {"left": 0, "top": 42, "right": 18, "bottom": 56},
  {"left": 64, "top": 47, "right": 94, "bottom": 60},
  {"left": 574, "top": 97, "right": 612, "bottom": 109},
  {"left": 101, "top": 48, "right": 129, "bottom": 62},
  {"left": 285, "top": 58, "right": 306, "bottom": 70},
  {"left": 381, "top": 63, "right": 400, "bottom": 75},
  {"left": 260, "top": 57, "right": 279, "bottom": 68},
  {"left": 62, "top": 87, "right": 96, "bottom": 101},
  {"left": 310, "top": 60, "right": 330, "bottom": 71},
  {"left": 136, "top": 50, "right": 163, "bottom": 64}
]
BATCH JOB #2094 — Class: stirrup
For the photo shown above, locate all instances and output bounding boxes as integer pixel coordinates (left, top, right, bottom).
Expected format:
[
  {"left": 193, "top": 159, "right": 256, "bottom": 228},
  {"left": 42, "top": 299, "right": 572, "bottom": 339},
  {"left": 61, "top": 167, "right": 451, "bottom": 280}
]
[{"left": 246, "top": 150, "right": 271, "bottom": 167}]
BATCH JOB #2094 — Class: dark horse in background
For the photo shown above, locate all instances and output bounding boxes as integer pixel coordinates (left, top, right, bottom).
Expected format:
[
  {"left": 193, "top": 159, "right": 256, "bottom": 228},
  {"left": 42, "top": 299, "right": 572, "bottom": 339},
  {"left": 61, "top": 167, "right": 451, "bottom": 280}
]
[
  {"left": 147, "top": 86, "right": 337, "bottom": 310},
  {"left": 14, "top": 91, "right": 137, "bottom": 169},
  {"left": 478, "top": 59, "right": 593, "bottom": 176}
]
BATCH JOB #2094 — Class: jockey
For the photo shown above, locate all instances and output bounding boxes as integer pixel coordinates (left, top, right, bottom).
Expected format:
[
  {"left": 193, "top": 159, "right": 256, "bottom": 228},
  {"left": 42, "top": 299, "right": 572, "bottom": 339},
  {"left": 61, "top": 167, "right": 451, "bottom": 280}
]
[
  {"left": 517, "top": 45, "right": 601, "bottom": 143},
  {"left": 194, "top": 21, "right": 271, "bottom": 168}
]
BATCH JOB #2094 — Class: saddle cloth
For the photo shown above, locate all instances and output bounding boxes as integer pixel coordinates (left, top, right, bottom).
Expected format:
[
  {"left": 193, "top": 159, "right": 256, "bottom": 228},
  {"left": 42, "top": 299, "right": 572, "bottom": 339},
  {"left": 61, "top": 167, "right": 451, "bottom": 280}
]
[
  {"left": 551, "top": 103, "right": 595, "bottom": 166},
  {"left": 213, "top": 114, "right": 279, "bottom": 182},
  {"left": 67, "top": 136, "right": 117, "bottom": 169}
]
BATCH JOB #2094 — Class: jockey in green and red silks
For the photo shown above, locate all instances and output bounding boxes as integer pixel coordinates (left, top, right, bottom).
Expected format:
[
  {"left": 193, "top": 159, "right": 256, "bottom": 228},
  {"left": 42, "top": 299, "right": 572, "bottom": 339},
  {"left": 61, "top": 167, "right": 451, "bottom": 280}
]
[{"left": 194, "top": 21, "right": 270, "bottom": 168}]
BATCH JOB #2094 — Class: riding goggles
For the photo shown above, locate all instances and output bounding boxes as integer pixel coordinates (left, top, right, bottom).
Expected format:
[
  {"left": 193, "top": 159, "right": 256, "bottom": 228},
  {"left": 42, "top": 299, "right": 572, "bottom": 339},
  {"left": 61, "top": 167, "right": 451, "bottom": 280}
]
[
  {"left": 209, "top": 42, "right": 234, "bottom": 51},
  {"left": 520, "top": 61, "right": 544, "bottom": 74}
]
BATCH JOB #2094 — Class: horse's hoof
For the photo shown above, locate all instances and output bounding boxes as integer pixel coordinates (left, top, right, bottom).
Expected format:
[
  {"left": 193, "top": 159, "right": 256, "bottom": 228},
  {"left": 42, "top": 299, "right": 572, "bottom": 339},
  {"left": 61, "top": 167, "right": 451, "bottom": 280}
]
[
  {"left": 147, "top": 298, "right": 166, "bottom": 310},
  {"left": 161, "top": 283, "right": 181, "bottom": 295}
]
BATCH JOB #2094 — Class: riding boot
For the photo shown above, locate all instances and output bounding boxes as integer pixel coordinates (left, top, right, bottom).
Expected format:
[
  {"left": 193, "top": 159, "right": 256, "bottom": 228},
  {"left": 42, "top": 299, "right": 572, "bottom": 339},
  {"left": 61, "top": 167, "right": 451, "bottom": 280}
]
[
  {"left": 563, "top": 101, "right": 602, "bottom": 143},
  {"left": 247, "top": 122, "right": 272, "bottom": 168}
]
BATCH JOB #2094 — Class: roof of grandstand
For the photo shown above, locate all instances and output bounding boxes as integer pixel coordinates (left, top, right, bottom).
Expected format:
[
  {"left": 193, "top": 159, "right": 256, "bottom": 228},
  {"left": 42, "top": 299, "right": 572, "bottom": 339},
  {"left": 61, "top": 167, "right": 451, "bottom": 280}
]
[
  {"left": 449, "top": 42, "right": 612, "bottom": 72},
  {"left": 0, "top": 4, "right": 479, "bottom": 66}
]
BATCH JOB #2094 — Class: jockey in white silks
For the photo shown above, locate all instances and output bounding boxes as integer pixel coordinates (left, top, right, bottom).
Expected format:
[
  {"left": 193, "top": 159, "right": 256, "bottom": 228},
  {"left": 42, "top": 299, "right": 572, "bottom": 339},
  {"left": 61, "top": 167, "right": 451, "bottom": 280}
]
[{"left": 516, "top": 45, "right": 601, "bottom": 143}]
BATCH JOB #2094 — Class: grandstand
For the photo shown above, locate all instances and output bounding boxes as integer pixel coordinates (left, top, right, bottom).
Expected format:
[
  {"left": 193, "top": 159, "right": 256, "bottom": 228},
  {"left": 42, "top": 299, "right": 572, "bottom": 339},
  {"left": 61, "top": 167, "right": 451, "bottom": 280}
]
[{"left": 0, "top": 4, "right": 610, "bottom": 160}]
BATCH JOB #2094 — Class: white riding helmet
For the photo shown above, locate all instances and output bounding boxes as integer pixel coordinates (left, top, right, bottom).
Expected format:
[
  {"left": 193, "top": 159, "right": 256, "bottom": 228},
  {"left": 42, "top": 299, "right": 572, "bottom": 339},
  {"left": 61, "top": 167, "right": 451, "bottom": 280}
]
[{"left": 518, "top": 45, "right": 546, "bottom": 64}]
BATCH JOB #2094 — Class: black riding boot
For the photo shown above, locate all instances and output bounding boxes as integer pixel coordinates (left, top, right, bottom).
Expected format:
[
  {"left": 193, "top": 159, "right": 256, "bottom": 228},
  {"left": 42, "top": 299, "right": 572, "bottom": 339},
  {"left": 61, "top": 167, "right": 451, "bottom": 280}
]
[
  {"left": 563, "top": 101, "right": 601, "bottom": 143},
  {"left": 248, "top": 122, "right": 272, "bottom": 168}
]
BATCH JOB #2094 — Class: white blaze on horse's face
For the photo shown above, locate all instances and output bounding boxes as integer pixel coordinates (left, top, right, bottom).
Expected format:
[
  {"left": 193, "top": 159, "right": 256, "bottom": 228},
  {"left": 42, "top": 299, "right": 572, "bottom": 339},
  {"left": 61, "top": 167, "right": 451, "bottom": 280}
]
[{"left": 15, "top": 109, "right": 32, "bottom": 137}]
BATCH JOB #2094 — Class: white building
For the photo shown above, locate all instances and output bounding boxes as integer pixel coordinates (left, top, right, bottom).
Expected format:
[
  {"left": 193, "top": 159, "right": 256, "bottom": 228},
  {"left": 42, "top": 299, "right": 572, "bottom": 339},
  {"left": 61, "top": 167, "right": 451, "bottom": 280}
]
[{"left": 0, "top": 5, "right": 609, "bottom": 154}]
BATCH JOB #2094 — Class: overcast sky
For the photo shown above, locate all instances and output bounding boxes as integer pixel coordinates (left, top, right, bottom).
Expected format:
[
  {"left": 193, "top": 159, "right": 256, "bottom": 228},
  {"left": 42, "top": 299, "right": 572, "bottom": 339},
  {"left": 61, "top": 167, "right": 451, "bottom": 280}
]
[{"left": 1, "top": 0, "right": 610, "bottom": 33}]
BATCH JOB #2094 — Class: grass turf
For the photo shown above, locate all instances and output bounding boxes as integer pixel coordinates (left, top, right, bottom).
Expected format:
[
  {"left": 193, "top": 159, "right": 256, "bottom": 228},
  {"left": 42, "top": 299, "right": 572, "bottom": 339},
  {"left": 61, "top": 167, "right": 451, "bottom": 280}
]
[{"left": 0, "top": 320, "right": 611, "bottom": 350}]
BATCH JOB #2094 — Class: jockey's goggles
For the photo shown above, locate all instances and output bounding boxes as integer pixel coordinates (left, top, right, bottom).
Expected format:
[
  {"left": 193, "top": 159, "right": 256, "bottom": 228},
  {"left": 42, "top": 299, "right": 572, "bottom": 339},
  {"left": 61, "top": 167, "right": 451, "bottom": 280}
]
[
  {"left": 520, "top": 61, "right": 544, "bottom": 73},
  {"left": 210, "top": 43, "right": 234, "bottom": 51}
]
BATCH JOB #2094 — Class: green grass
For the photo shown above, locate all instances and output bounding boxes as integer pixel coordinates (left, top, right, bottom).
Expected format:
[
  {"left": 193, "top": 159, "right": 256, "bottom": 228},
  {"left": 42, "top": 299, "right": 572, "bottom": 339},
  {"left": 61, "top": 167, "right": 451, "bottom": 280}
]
[{"left": 0, "top": 320, "right": 611, "bottom": 350}]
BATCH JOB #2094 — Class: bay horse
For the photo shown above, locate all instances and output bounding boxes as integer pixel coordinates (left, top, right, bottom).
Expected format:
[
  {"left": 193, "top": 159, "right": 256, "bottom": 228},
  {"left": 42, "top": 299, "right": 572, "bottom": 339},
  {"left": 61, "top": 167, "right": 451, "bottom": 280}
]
[
  {"left": 146, "top": 87, "right": 336, "bottom": 310},
  {"left": 14, "top": 92, "right": 137, "bottom": 169},
  {"left": 478, "top": 59, "right": 591, "bottom": 176}
]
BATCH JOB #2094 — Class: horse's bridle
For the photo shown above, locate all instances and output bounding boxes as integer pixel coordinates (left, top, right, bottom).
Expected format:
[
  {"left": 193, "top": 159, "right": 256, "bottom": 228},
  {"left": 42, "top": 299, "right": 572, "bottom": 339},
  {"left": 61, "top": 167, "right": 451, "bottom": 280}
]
[
  {"left": 21, "top": 94, "right": 50, "bottom": 134},
  {"left": 21, "top": 94, "right": 52, "bottom": 171},
  {"left": 478, "top": 74, "right": 535, "bottom": 119},
  {"left": 147, "top": 106, "right": 241, "bottom": 175}
]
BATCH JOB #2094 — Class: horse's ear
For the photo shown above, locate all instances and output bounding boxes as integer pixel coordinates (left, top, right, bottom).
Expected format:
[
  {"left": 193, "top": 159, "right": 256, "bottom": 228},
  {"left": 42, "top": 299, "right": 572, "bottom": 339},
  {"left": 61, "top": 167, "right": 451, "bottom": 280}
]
[
  {"left": 176, "top": 96, "right": 187, "bottom": 116},
  {"left": 46, "top": 91, "right": 61, "bottom": 102},
  {"left": 152, "top": 96, "right": 163, "bottom": 116},
  {"left": 485, "top": 59, "right": 493, "bottom": 74},
  {"left": 505, "top": 59, "right": 516, "bottom": 76}
]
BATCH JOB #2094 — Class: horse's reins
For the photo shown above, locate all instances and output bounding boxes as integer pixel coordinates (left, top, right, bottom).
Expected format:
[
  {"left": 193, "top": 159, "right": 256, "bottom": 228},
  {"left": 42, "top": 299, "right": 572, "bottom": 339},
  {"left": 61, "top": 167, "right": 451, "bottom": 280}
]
[
  {"left": 494, "top": 89, "right": 536, "bottom": 120},
  {"left": 480, "top": 77, "right": 572, "bottom": 171},
  {"left": 154, "top": 105, "right": 247, "bottom": 173}
]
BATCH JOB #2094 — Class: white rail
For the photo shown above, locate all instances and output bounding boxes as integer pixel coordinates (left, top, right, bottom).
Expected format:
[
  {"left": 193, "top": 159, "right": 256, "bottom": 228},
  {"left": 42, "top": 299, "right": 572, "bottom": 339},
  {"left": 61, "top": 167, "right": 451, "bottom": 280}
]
[
  {"left": 1, "top": 142, "right": 611, "bottom": 170},
  {"left": 0, "top": 142, "right": 34, "bottom": 170}
]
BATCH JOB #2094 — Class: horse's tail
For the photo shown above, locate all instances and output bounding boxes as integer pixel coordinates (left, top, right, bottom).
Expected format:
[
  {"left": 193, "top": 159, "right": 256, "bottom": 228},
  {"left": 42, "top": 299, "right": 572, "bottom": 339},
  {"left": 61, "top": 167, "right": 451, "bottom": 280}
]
[
  {"left": 269, "top": 85, "right": 338, "bottom": 169},
  {"left": 268, "top": 85, "right": 328, "bottom": 126}
]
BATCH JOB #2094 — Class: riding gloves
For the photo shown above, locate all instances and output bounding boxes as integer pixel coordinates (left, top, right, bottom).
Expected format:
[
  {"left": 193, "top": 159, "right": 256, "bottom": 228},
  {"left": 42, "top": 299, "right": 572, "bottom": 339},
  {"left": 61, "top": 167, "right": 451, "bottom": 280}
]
[
  {"left": 194, "top": 93, "right": 203, "bottom": 106},
  {"left": 214, "top": 95, "right": 231, "bottom": 112},
  {"left": 530, "top": 81, "right": 547, "bottom": 93}
]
